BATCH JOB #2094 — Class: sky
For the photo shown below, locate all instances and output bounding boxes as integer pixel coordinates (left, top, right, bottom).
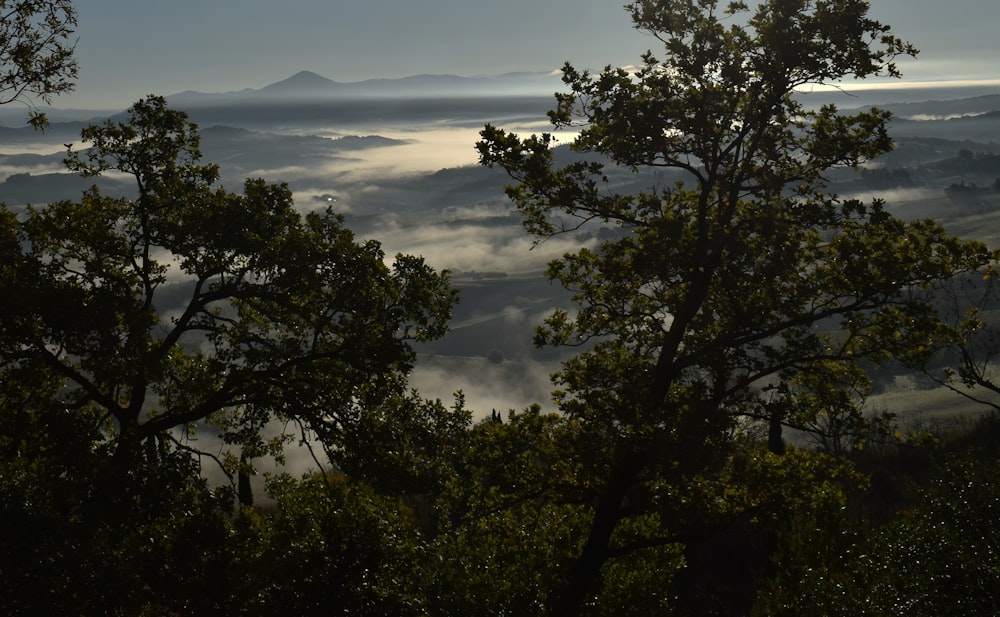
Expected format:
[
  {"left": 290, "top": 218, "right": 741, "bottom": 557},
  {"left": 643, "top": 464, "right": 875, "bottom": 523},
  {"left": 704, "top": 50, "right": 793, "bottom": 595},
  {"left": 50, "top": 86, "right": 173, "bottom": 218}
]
[{"left": 52, "top": 0, "right": 1000, "bottom": 110}]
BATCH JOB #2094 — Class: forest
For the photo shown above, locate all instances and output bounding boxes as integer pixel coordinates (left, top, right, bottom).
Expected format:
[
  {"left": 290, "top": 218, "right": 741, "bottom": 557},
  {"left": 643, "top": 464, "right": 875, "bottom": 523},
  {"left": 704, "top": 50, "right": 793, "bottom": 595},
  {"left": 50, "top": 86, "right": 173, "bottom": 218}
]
[{"left": 2, "top": 1, "right": 1000, "bottom": 615}]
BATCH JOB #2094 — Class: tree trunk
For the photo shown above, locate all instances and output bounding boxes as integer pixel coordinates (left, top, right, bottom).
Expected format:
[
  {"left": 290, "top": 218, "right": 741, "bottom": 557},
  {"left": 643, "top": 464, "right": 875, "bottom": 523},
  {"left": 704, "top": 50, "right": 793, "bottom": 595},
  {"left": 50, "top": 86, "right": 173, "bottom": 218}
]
[
  {"left": 550, "top": 446, "right": 640, "bottom": 615},
  {"left": 551, "top": 278, "right": 700, "bottom": 613},
  {"left": 768, "top": 408, "right": 786, "bottom": 455},
  {"left": 111, "top": 415, "right": 142, "bottom": 471},
  {"left": 238, "top": 452, "right": 254, "bottom": 507}
]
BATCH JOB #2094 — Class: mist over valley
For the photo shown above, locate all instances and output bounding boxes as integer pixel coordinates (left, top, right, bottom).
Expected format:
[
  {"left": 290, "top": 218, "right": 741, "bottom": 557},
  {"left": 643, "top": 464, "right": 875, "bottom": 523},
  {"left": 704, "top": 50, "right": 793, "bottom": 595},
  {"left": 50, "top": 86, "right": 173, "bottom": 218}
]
[{"left": 6, "top": 71, "right": 1000, "bottom": 427}]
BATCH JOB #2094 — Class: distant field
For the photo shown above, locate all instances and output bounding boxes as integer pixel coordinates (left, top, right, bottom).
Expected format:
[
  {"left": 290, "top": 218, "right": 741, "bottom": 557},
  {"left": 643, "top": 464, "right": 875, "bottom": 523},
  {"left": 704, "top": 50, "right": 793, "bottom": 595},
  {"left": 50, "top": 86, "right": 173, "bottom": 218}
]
[
  {"left": 887, "top": 192, "right": 1000, "bottom": 246},
  {"left": 870, "top": 382, "right": 998, "bottom": 428},
  {"left": 865, "top": 191, "right": 1000, "bottom": 426}
]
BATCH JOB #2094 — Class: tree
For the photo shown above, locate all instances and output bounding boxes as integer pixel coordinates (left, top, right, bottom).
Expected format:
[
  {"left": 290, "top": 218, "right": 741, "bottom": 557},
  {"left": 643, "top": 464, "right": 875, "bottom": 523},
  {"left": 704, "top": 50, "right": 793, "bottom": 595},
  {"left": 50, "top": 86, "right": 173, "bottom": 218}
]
[
  {"left": 855, "top": 437, "right": 1000, "bottom": 617},
  {"left": 0, "top": 369, "right": 238, "bottom": 615},
  {"left": 427, "top": 406, "right": 596, "bottom": 615},
  {"left": 905, "top": 271, "right": 1000, "bottom": 414},
  {"left": 0, "top": 96, "right": 457, "bottom": 485},
  {"left": 233, "top": 472, "right": 430, "bottom": 616},
  {"left": 0, "top": 0, "right": 78, "bottom": 127},
  {"left": 755, "top": 428, "right": 1000, "bottom": 617},
  {"left": 478, "top": 0, "right": 996, "bottom": 613}
]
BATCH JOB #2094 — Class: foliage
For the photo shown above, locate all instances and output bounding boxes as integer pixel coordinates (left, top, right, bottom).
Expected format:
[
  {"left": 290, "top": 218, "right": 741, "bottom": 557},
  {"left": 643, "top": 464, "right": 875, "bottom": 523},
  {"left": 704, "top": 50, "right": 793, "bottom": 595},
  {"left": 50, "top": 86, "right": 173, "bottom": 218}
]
[
  {"left": 861, "top": 453, "right": 1000, "bottom": 616},
  {"left": 333, "top": 389, "right": 471, "bottom": 495},
  {"left": 0, "top": 0, "right": 78, "bottom": 127},
  {"left": 0, "top": 383, "right": 432, "bottom": 615},
  {"left": 234, "top": 473, "right": 428, "bottom": 616},
  {"left": 0, "top": 96, "right": 463, "bottom": 613},
  {"left": 905, "top": 271, "right": 1000, "bottom": 413},
  {"left": 0, "top": 385, "right": 236, "bottom": 616},
  {"left": 427, "top": 407, "right": 594, "bottom": 615},
  {"left": 0, "top": 96, "right": 457, "bottom": 478},
  {"left": 428, "top": 496, "right": 588, "bottom": 616},
  {"left": 756, "top": 431, "right": 1000, "bottom": 617},
  {"left": 478, "top": 0, "right": 996, "bottom": 612}
]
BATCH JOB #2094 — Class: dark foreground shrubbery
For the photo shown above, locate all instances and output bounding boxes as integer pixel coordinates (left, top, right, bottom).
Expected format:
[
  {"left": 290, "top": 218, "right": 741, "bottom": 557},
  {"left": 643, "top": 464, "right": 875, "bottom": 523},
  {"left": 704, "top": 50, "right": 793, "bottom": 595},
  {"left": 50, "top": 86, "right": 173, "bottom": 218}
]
[{"left": 2, "top": 408, "right": 999, "bottom": 616}]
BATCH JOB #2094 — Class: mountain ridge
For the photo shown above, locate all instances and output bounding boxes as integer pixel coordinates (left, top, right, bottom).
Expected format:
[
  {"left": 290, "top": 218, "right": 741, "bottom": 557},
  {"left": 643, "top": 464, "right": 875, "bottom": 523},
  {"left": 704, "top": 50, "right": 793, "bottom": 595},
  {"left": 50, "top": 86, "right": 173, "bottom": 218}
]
[{"left": 166, "top": 70, "right": 563, "bottom": 107}]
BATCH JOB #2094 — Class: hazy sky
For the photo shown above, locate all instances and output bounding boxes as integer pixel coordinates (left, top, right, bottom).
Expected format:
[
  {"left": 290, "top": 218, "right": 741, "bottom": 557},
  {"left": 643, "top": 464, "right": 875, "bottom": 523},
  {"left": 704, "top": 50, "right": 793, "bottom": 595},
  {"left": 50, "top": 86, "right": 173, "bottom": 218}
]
[{"left": 51, "top": 1, "right": 1000, "bottom": 109}]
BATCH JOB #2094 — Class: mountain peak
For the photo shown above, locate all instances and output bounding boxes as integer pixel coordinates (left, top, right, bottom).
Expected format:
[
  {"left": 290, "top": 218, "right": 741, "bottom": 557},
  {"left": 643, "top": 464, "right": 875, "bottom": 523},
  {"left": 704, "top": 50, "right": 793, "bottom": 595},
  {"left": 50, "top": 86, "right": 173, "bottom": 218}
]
[{"left": 259, "top": 71, "right": 340, "bottom": 93}]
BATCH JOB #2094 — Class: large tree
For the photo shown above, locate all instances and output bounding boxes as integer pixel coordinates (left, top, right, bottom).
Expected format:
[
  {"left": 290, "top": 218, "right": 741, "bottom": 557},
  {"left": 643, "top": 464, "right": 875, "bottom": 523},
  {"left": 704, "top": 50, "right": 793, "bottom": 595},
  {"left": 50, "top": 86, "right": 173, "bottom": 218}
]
[
  {"left": 0, "top": 96, "right": 457, "bottom": 480},
  {"left": 0, "top": 0, "right": 78, "bottom": 127},
  {"left": 478, "top": 0, "right": 996, "bottom": 613}
]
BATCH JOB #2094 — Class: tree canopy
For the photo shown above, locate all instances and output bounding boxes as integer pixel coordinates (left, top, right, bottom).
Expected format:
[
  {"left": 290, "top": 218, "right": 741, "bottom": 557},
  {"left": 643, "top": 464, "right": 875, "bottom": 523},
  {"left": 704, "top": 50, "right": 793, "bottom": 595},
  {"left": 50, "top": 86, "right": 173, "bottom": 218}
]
[
  {"left": 0, "top": 96, "right": 458, "bottom": 478},
  {"left": 0, "top": 0, "right": 78, "bottom": 127},
  {"left": 478, "top": 0, "right": 997, "bottom": 612}
]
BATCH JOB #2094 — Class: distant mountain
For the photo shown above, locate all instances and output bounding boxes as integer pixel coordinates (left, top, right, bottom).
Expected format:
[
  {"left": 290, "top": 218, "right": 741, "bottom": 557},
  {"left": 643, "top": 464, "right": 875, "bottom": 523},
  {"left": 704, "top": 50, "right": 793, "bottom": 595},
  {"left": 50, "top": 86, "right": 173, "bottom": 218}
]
[
  {"left": 166, "top": 70, "right": 563, "bottom": 108},
  {"left": 258, "top": 70, "right": 342, "bottom": 95},
  {"left": 885, "top": 108, "right": 1000, "bottom": 142},
  {"left": 842, "top": 93, "right": 1000, "bottom": 120},
  {"left": 0, "top": 119, "right": 88, "bottom": 144}
]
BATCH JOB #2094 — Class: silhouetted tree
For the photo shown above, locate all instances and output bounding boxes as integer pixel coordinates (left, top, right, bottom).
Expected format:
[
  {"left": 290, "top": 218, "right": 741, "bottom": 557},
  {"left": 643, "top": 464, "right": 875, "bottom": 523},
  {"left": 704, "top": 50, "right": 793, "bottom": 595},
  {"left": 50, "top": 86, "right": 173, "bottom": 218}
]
[
  {"left": 0, "top": 0, "right": 78, "bottom": 127},
  {"left": 479, "top": 0, "right": 994, "bottom": 613},
  {"left": 0, "top": 95, "right": 458, "bottom": 485}
]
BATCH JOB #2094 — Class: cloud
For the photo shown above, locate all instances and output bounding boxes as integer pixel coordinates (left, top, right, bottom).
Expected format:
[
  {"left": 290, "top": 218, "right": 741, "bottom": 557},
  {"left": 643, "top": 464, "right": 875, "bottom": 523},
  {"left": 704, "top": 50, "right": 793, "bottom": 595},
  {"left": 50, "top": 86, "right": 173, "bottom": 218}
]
[
  {"left": 0, "top": 164, "right": 65, "bottom": 186},
  {"left": 842, "top": 186, "right": 939, "bottom": 206},
  {"left": 3, "top": 106, "right": 589, "bottom": 464},
  {"left": 501, "top": 304, "right": 527, "bottom": 324},
  {"left": 366, "top": 219, "right": 593, "bottom": 274},
  {"left": 291, "top": 189, "right": 354, "bottom": 214},
  {"left": 906, "top": 113, "right": 984, "bottom": 122},
  {"left": 239, "top": 118, "right": 571, "bottom": 185},
  {"left": 409, "top": 355, "right": 562, "bottom": 420}
]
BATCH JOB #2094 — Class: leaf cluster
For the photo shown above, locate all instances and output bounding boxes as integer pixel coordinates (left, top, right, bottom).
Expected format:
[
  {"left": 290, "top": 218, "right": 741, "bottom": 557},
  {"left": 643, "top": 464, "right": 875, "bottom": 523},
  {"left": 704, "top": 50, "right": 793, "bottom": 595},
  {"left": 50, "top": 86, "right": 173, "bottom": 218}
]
[
  {"left": 0, "top": 96, "right": 458, "bottom": 473},
  {"left": 0, "top": 0, "right": 78, "bottom": 127}
]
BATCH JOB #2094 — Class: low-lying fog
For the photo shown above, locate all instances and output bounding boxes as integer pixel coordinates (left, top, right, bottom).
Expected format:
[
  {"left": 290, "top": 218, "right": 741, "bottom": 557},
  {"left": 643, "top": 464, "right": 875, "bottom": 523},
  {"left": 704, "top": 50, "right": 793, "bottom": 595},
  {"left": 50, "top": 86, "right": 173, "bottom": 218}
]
[{"left": 6, "top": 86, "right": 1000, "bottom": 476}]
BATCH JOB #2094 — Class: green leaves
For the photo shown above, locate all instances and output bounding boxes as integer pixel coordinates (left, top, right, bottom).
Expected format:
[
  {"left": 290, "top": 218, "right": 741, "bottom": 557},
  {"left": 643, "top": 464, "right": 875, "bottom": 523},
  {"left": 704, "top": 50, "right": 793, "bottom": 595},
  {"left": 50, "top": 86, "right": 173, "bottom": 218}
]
[
  {"left": 0, "top": 1, "right": 78, "bottom": 125},
  {"left": 66, "top": 95, "right": 220, "bottom": 192},
  {"left": 0, "top": 96, "right": 458, "bottom": 477},
  {"left": 758, "top": 449, "right": 1000, "bottom": 617},
  {"left": 236, "top": 473, "right": 429, "bottom": 615},
  {"left": 477, "top": 1, "right": 992, "bottom": 613}
]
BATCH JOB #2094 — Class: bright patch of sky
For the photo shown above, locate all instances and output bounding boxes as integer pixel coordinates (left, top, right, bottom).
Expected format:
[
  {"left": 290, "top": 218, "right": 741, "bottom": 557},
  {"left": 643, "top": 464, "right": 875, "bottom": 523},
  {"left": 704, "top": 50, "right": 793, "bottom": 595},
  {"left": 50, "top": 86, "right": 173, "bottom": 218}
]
[{"left": 51, "top": 1, "right": 1000, "bottom": 109}]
